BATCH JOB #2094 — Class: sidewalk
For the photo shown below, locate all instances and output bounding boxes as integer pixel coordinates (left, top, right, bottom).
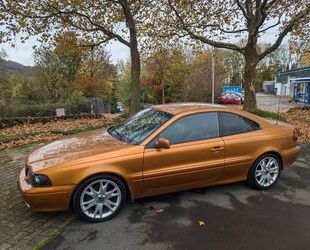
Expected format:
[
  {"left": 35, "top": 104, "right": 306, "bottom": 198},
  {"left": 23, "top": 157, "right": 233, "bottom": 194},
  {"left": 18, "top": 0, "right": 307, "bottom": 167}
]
[{"left": 0, "top": 144, "right": 74, "bottom": 250}]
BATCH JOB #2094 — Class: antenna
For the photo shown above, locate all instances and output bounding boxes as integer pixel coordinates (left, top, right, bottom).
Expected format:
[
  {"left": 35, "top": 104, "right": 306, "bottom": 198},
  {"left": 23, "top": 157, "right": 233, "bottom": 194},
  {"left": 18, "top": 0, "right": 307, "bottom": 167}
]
[
  {"left": 276, "top": 85, "right": 286, "bottom": 125},
  {"left": 276, "top": 94, "right": 281, "bottom": 125}
]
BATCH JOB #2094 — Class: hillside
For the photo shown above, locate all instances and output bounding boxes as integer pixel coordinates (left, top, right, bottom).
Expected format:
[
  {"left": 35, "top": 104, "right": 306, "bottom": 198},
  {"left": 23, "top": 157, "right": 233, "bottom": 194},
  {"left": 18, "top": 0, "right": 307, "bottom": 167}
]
[{"left": 0, "top": 59, "right": 34, "bottom": 75}]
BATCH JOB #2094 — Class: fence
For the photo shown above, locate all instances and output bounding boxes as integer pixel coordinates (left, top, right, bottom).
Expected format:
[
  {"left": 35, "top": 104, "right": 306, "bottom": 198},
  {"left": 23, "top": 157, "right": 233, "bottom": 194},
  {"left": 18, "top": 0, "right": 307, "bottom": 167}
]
[{"left": 0, "top": 98, "right": 111, "bottom": 118}]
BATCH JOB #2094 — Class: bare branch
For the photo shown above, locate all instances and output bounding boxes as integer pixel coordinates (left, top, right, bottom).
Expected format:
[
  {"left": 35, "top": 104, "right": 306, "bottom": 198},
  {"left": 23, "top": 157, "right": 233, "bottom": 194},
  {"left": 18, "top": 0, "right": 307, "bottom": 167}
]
[
  {"left": 168, "top": 0, "right": 244, "bottom": 53},
  {"left": 258, "top": 13, "right": 282, "bottom": 33},
  {"left": 49, "top": 4, "right": 131, "bottom": 47},
  {"left": 218, "top": 26, "right": 248, "bottom": 34},
  {"left": 76, "top": 37, "right": 111, "bottom": 48},
  {"left": 258, "top": 6, "right": 310, "bottom": 61},
  {"left": 235, "top": 0, "right": 249, "bottom": 20},
  {"left": 255, "top": 0, "right": 279, "bottom": 33}
]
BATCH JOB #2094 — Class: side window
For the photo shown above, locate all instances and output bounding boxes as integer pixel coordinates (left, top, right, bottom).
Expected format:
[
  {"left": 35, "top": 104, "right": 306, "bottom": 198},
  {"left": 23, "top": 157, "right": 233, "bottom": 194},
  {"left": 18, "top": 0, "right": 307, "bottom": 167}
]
[
  {"left": 148, "top": 112, "right": 219, "bottom": 147},
  {"left": 218, "top": 112, "right": 259, "bottom": 136}
]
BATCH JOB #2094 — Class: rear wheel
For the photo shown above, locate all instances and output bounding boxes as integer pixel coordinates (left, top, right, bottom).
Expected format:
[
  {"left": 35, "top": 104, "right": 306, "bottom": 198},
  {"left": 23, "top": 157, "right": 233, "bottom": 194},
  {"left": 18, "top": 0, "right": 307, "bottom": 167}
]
[
  {"left": 248, "top": 154, "right": 281, "bottom": 190},
  {"left": 73, "top": 174, "right": 127, "bottom": 222}
]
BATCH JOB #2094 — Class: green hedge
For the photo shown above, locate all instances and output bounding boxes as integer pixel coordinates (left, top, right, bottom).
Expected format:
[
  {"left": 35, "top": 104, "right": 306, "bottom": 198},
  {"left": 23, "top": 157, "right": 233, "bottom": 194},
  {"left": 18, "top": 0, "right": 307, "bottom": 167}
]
[
  {"left": 0, "top": 114, "right": 102, "bottom": 129},
  {"left": 0, "top": 100, "right": 95, "bottom": 118}
]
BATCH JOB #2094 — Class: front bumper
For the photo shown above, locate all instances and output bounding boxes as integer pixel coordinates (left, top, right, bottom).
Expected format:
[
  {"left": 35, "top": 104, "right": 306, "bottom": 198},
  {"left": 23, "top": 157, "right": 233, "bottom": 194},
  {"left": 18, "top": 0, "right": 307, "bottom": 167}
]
[{"left": 18, "top": 167, "right": 76, "bottom": 212}]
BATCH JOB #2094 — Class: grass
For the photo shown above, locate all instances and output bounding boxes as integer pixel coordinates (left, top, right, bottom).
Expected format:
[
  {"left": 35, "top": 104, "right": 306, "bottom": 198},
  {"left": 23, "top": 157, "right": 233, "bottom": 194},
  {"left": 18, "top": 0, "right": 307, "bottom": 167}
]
[
  {"left": 35, "top": 217, "right": 75, "bottom": 250},
  {"left": 0, "top": 132, "right": 42, "bottom": 143},
  {"left": 250, "top": 109, "right": 286, "bottom": 122}
]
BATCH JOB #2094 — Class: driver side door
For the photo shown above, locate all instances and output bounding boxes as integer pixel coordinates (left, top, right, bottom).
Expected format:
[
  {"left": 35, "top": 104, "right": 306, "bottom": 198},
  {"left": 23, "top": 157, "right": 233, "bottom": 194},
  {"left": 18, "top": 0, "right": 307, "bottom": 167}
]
[{"left": 142, "top": 112, "right": 225, "bottom": 196}]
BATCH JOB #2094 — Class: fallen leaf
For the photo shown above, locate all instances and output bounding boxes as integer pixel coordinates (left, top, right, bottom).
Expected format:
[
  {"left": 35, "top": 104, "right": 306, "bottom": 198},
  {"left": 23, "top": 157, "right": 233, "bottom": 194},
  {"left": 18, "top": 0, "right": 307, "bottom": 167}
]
[
  {"left": 198, "top": 220, "right": 205, "bottom": 226},
  {"left": 155, "top": 208, "right": 165, "bottom": 213}
]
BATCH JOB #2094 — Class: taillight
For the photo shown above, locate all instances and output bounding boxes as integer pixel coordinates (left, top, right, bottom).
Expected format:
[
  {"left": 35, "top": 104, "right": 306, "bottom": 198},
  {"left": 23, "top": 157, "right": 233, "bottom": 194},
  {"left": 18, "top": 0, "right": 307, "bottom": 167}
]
[{"left": 292, "top": 129, "right": 299, "bottom": 142}]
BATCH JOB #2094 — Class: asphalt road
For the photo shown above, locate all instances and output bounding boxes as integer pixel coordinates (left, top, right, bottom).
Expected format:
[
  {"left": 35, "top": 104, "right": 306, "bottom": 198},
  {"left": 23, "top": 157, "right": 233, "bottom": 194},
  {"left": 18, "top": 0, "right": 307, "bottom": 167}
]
[{"left": 46, "top": 144, "right": 310, "bottom": 250}]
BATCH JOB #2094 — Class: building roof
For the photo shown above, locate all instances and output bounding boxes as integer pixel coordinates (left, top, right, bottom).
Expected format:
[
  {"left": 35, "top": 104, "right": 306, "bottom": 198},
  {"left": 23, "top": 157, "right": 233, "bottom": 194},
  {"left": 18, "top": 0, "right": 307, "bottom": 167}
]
[
  {"left": 290, "top": 77, "right": 310, "bottom": 83},
  {"left": 278, "top": 66, "right": 310, "bottom": 75},
  {"left": 153, "top": 103, "right": 226, "bottom": 115},
  {"left": 276, "top": 66, "right": 310, "bottom": 84}
]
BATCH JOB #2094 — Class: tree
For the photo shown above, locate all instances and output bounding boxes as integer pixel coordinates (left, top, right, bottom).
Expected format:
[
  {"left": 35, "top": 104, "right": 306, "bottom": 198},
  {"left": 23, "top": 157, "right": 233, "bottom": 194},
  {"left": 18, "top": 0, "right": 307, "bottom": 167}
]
[
  {"left": 301, "top": 49, "right": 310, "bottom": 66},
  {"left": 154, "top": 0, "right": 310, "bottom": 111},
  {"left": 0, "top": 48, "right": 6, "bottom": 59},
  {"left": 141, "top": 48, "right": 228, "bottom": 104},
  {"left": 33, "top": 31, "right": 117, "bottom": 102},
  {"left": 75, "top": 48, "right": 117, "bottom": 101},
  {"left": 33, "top": 33, "right": 84, "bottom": 101},
  {"left": 142, "top": 48, "right": 175, "bottom": 104},
  {"left": 142, "top": 48, "right": 191, "bottom": 104},
  {"left": 222, "top": 50, "right": 244, "bottom": 86},
  {"left": 0, "top": 0, "right": 150, "bottom": 114},
  {"left": 184, "top": 50, "right": 225, "bottom": 102},
  {"left": 293, "top": 38, "right": 310, "bottom": 67},
  {"left": 0, "top": 48, "right": 8, "bottom": 101}
]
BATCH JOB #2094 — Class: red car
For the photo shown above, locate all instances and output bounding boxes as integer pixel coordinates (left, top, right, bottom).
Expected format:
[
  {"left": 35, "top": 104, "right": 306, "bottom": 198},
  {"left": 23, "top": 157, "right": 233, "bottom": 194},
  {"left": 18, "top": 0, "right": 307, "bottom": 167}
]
[{"left": 218, "top": 92, "right": 243, "bottom": 105}]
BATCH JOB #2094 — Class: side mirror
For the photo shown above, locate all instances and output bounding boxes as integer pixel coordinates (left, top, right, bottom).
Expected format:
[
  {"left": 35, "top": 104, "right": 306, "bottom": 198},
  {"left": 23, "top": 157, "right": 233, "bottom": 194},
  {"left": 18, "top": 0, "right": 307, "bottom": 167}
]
[{"left": 156, "top": 138, "right": 170, "bottom": 149}]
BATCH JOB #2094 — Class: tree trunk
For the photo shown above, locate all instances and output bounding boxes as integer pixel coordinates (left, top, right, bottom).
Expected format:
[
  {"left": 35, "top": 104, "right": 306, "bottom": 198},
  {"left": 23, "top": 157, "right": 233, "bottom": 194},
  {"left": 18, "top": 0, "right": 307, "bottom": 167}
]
[
  {"left": 129, "top": 32, "right": 141, "bottom": 115},
  {"left": 243, "top": 48, "right": 258, "bottom": 112}
]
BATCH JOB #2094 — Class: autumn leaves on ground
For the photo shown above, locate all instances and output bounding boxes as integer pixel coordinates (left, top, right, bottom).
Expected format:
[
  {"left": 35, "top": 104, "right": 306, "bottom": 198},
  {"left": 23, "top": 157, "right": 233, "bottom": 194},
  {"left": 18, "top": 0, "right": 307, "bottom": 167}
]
[
  {"left": 0, "top": 107, "right": 309, "bottom": 151},
  {"left": 283, "top": 107, "right": 310, "bottom": 144},
  {"left": 0, "top": 116, "right": 125, "bottom": 150}
]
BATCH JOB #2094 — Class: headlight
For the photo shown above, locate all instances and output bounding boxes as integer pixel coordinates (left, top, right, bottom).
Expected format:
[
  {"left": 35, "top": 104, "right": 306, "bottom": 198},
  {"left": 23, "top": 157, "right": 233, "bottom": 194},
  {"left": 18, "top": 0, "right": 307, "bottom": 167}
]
[
  {"left": 27, "top": 170, "right": 52, "bottom": 187},
  {"left": 33, "top": 174, "right": 52, "bottom": 187}
]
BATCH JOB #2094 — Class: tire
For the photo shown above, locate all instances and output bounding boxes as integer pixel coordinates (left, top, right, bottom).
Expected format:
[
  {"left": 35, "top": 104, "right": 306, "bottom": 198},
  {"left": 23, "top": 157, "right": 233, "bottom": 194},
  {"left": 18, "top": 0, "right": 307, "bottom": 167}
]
[
  {"left": 247, "top": 154, "right": 281, "bottom": 190},
  {"left": 72, "top": 174, "right": 127, "bottom": 223}
]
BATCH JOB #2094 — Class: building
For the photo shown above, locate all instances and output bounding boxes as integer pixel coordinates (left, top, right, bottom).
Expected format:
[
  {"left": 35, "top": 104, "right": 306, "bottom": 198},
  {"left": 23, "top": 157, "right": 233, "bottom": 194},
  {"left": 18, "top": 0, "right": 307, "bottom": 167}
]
[
  {"left": 275, "top": 66, "right": 310, "bottom": 104},
  {"left": 262, "top": 80, "right": 275, "bottom": 94},
  {"left": 291, "top": 77, "right": 310, "bottom": 104}
]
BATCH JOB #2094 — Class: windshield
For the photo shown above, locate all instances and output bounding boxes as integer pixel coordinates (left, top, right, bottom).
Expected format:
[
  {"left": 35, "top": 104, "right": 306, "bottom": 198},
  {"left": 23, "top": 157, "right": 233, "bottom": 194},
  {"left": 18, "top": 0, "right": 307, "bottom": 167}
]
[{"left": 108, "top": 108, "right": 172, "bottom": 145}]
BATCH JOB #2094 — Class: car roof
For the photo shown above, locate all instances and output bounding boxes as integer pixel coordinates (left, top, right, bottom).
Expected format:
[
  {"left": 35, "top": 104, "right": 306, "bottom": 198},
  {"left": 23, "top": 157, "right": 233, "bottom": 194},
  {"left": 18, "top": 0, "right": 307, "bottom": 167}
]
[
  {"left": 152, "top": 102, "right": 227, "bottom": 115},
  {"left": 223, "top": 91, "right": 241, "bottom": 95}
]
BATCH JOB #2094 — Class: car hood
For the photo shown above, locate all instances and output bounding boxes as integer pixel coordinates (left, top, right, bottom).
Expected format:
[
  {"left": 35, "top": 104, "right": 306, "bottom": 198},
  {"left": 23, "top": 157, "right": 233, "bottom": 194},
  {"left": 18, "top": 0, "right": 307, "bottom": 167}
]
[{"left": 27, "top": 129, "right": 133, "bottom": 171}]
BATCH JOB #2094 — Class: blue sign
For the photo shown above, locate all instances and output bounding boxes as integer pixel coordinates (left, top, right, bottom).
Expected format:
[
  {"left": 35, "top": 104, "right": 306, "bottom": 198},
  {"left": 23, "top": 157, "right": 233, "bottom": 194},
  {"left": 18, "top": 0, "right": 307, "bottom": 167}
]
[{"left": 223, "top": 86, "right": 242, "bottom": 93}]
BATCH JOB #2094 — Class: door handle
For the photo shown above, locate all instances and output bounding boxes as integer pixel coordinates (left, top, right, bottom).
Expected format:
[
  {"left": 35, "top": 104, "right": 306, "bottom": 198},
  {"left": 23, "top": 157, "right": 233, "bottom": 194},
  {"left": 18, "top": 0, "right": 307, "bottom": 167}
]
[{"left": 210, "top": 146, "right": 224, "bottom": 152}]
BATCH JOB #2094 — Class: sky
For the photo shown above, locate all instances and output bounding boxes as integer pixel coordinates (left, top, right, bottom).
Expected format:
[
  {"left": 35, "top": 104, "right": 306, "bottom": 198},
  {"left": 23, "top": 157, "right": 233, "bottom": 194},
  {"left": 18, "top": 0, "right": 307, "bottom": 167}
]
[
  {"left": 0, "top": 24, "right": 283, "bottom": 67},
  {"left": 1, "top": 35, "right": 130, "bottom": 66}
]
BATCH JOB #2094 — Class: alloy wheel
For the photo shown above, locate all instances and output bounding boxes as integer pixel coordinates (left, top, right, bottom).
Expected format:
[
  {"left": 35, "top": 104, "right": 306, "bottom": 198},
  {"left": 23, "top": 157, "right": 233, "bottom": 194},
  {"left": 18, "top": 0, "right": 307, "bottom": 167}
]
[
  {"left": 255, "top": 156, "right": 280, "bottom": 187},
  {"left": 80, "top": 179, "right": 122, "bottom": 219}
]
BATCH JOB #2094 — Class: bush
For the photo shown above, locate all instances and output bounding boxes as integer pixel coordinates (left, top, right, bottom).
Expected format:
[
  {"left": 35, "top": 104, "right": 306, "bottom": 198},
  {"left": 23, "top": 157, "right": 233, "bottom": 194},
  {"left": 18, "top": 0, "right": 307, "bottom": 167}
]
[
  {"left": 0, "top": 99, "right": 12, "bottom": 118},
  {"left": 0, "top": 114, "right": 104, "bottom": 129},
  {"left": 0, "top": 98, "right": 110, "bottom": 118},
  {"left": 251, "top": 109, "right": 286, "bottom": 122}
]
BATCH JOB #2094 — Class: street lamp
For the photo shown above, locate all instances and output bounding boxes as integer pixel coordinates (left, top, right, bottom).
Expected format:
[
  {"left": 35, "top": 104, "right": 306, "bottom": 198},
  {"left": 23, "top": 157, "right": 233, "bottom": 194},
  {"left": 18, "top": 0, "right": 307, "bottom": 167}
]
[{"left": 211, "top": 47, "right": 215, "bottom": 104}]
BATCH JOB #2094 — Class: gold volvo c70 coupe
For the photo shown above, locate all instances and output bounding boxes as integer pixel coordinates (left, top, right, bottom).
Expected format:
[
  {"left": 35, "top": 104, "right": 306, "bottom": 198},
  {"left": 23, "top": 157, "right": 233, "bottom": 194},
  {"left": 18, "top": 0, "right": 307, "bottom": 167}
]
[{"left": 18, "top": 103, "right": 300, "bottom": 222}]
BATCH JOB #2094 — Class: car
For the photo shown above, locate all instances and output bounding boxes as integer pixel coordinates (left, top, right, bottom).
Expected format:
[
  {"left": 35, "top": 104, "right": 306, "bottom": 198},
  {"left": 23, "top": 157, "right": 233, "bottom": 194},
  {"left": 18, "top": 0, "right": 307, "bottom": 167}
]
[
  {"left": 18, "top": 103, "right": 300, "bottom": 222},
  {"left": 218, "top": 91, "right": 243, "bottom": 105}
]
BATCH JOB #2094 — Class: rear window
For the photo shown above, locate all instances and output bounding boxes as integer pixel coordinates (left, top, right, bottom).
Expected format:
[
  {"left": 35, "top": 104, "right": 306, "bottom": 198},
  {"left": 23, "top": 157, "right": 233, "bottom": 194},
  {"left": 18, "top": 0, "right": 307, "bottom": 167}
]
[{"left": 218, "top": 112, "right": 259, "bottom": 136}]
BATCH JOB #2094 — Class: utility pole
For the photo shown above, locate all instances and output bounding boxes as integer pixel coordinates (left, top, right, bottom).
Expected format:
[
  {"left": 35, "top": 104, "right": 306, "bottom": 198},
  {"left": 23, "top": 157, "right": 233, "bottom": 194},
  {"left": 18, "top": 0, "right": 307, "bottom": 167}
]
[
  {"left": 90, "top": 45, "right": 94, "bottom": 78},
  {"left": 211, "top": 47, "right": 215, "bottom": 104}
]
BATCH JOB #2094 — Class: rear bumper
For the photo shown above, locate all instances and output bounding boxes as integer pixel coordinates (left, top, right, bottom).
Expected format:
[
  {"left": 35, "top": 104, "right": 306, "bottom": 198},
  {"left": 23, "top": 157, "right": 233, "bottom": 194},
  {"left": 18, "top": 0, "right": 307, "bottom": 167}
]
[
  {"left": 282, "top": 145, "right": 301, "bottom": 169},
  {"left": 18, "top": 167, "right": 76, "bottom": 212}
]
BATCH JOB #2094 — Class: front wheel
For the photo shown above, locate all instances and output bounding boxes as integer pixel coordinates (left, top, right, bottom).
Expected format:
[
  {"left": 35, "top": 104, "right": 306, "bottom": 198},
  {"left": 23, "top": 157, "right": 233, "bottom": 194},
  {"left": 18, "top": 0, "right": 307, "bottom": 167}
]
[
  {"left": 73, "top": 174, "right": 127, "bottom": 223},
  {"left": 247, "top": 154, "right": 281, "bottom": 190}
]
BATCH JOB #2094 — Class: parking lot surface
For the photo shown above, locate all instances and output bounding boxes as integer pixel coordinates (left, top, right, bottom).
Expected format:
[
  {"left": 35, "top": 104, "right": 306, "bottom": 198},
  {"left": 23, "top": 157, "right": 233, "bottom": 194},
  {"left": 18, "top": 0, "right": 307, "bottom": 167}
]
[
  {"left": 46, "top": 144, "right": 310, "bottom": 250},
  {"left": 256, "top": 93, "right": 297, "bottom": 113}
]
